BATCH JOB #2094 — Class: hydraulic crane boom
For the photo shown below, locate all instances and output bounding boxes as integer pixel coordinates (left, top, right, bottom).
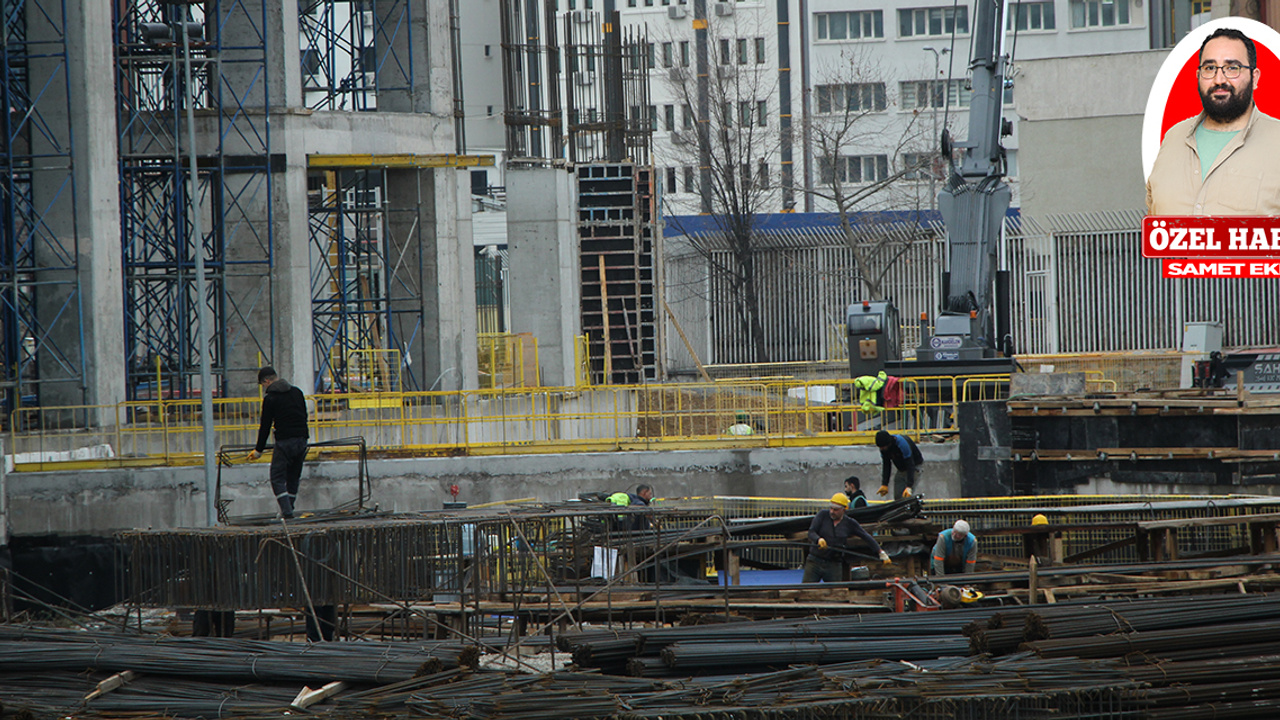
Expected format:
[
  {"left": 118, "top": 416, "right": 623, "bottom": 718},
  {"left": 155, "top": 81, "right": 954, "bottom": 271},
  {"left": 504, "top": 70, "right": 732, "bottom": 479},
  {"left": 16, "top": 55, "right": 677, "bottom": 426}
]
[{"left": 922, "top": 0, "right": 1014, "bottom": 363}]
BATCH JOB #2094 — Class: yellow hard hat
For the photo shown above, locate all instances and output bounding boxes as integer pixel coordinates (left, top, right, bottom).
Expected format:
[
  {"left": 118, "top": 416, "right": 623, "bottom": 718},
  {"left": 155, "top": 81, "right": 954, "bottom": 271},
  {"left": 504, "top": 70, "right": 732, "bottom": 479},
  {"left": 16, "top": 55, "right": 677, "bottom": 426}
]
[
  {"left": 830, "top": 492, "right": 850, "bottom": 508},
  {"left": 1031, "top": 513, "right": 1049, "bottom": 526},
  {"left": 960, "top": 588, "right": 984, "bottom": 603}
]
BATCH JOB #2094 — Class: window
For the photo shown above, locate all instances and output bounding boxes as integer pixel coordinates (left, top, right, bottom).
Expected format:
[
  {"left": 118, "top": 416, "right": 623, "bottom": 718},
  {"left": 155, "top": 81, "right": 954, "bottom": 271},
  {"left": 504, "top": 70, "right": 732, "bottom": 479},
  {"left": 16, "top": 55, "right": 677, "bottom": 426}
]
[
  {"left": 1008, "top": 1, "right": 1055, "bottom": 30},
  {"left": 737, "top": 38, "right": 748, "bottom": 65},
  {"left": 680, "top": 40, "right": 690, "bottom": 67},
  {"left": 900, "top": 79, "right": 971, "bottom": 109},
  {"left": 649, "top": 104, "right": 658, "bottom": 131},
  {"left": 756, "top": 99, "right": 767, "bottom": 126},
  {"left": 821, "top": 154, "right": 890, "bottom": 184},
  {"left": 898, "top": 6, "right": 969, "bottom": 37},
  {"left": 486, "top": 105, "right": 494, "bottom": 117},
  {"left": 755, "top": 37, "right": 766, "bottom": 64},
  {"left": 719, "top": 38, "right": 731, "bottom": 64},
  {"left": 483, "top": 44, "right": 492, "bottom": 57},
  {"left": 757, "top": 160, "right": 769, "bottom": 188},
  {"left": 816, "top": 82, "right": 887, "bottom": 113},
  {"left": 740, "top": 163, "right": 752, "bottom": 190},
  {"left": 666, "top": 167, "right": 677, "bottom": 194},
  {"left": 816, "top": 10, "right": 884, "bottom": 39},
  {"left": 739, "top": 100, "right": 752, "bottom": 126},
  {"left": 662, "top": 42, "right": 673, "bottom": 68},
  {"left": 683, "top": 166, "right": 695, "bottom": 193},
  {"left": 646, "top": 42, "right": 656, "bottom": 69},
  {"left": 901, "top": 152, "right": 940, "bottom": 180},
  {"left": 1070, "top": 0, "right": 1129, "bottom": 27},
  {"left": 663, "top": 104, "right": 675, "bottom": 132},
  {"left": 682, "top": 104, "right": 694, "bottom": 129}
]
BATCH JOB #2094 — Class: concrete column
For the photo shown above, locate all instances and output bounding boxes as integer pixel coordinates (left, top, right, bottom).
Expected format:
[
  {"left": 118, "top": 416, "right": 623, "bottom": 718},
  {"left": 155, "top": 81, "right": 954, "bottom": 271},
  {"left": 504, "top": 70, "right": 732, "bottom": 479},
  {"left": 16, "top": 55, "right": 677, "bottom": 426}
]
[
  {"left": 506, "top": 166, "right": 580, "bottom": 387},
  {"left": 386, "top": 169, "right": 478, "bottom": 392},
  {"left": 379, "top": 0, "right": 451, "bottom": 115},
  {"left": 25, "top": 2, "right": 125, "bottom": 416}
]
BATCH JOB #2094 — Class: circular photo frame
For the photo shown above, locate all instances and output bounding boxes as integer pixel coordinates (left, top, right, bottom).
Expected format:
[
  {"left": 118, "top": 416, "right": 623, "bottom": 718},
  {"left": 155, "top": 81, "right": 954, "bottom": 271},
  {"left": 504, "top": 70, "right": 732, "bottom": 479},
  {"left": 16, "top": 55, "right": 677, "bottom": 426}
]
[{"left": 1141, "top": 16, "right": 1280, "bottom": 181}]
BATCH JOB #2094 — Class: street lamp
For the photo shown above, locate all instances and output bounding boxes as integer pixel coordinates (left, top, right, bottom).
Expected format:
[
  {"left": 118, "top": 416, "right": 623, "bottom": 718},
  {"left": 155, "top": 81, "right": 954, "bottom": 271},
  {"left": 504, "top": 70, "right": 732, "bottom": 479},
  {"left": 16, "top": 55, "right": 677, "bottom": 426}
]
[
  {"left": 141, "top": 14, "right": 217, "bottom": 527},
  {"left": 921, "top": 46, "right": 950, "bottom": 210}
]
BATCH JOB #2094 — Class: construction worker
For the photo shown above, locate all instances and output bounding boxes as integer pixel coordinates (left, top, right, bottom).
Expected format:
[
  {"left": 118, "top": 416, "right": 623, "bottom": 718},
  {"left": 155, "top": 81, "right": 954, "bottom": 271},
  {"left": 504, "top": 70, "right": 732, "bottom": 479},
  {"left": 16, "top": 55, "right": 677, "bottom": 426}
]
[
  {"left": 247, "top": 366, "right": 310, "bottom": 519},
  {"left": 843, "top": 476, "right": 869, "bottom": 508},
  {"left": 931, "top": 520, "right": 978, "bottom": 575},
  {"left": 607, "top": 484, "right": 654, "bottom": 531},
  {"left": 802, "top": 493, "right": 890, "bottom": 583},
  {"left": 853, "top": 371, "right": 888, "bottom": 414},
  {"left": 726, "top": 412, "right": 754, "bottom": 435},
  {"left": 876, "top": 430, "right": 924, "bottom": 499}
]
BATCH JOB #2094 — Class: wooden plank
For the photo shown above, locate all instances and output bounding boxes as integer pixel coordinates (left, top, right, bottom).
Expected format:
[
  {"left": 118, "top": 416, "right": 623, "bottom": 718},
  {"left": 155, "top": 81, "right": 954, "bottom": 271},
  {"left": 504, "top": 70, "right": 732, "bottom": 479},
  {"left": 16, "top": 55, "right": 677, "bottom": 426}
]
[{"left": 85, "top": 671, "right": 137, "bottom": 702}]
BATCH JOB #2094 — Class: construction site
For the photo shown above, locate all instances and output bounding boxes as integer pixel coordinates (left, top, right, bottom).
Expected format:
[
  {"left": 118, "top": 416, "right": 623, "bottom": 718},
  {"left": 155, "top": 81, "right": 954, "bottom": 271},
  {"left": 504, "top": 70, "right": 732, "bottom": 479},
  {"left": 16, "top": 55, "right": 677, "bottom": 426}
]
[{"left": 4, "top": 0, "right": 1280, "bottom": 719}]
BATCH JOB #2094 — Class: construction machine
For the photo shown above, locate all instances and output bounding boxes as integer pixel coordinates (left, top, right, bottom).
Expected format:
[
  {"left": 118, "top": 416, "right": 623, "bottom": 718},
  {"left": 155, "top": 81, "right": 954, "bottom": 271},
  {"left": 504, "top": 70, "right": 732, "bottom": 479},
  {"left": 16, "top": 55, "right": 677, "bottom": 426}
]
[{"left": 849, "top": 0, "right": 1016, "bottom": 381}]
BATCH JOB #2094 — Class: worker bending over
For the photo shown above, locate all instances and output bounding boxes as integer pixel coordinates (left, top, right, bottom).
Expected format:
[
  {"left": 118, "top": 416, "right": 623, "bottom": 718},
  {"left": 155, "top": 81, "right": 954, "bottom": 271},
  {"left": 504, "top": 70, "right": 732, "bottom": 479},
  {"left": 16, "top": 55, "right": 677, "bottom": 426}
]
[
  {"left": 876, "top": 430, "right": 924, "bottom": 499},
  {"left": 931, "top": 520, "right": 978, "bottom": 575}
]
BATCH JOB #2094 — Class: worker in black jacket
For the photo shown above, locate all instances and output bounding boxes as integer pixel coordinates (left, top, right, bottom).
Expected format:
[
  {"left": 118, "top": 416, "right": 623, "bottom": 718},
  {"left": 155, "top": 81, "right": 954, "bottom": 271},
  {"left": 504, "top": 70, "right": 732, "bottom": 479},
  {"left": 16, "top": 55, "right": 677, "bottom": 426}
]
[
  {"left": 802, "top": 493, "right": 891, "bottom": 583},
  {"left": 875, "top": 430, "right": 924, "bottom": 500},
  {"left": 247, "top": 366, "right": 310, "bottom": 519}
]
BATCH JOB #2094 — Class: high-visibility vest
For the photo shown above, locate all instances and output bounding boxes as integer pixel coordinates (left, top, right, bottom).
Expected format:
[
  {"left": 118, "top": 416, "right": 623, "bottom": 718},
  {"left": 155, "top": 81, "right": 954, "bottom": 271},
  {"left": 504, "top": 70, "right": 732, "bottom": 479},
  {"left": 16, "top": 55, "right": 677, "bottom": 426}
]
[{"left": 854, "top": 371, "right": 888, "bottom": 413}]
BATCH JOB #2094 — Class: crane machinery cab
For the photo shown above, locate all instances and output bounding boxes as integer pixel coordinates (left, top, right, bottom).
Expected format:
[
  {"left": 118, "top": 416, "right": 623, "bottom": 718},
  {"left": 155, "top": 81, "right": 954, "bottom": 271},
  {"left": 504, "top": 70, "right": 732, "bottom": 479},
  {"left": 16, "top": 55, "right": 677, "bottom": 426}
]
[{"left": 847, "top": 301, "right": 901, "bottom": 379}]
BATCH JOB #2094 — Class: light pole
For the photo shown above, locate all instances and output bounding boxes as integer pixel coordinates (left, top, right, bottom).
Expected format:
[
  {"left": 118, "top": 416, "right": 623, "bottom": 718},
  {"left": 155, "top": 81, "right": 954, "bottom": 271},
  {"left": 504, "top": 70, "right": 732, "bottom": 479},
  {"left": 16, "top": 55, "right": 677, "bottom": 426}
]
[
  {"left": 142, "top": 15, "right": 217, "bottom": 527},
  {"left": 921, "top": 46, "right": 949, "bottom": 210}
]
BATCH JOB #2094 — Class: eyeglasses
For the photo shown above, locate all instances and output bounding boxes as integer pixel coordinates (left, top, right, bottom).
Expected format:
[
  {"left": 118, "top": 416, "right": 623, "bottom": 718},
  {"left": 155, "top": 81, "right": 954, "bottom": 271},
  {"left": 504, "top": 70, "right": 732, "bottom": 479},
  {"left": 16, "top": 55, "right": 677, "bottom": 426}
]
[{"left": 1198, "top": 62, "right": 1252, "bottom": 80}]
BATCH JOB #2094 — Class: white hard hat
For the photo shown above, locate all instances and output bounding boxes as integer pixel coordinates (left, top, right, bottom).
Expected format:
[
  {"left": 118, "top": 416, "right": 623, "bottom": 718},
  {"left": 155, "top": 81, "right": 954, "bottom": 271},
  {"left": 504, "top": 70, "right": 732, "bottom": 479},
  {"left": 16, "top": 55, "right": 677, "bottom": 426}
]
[{"left": 953, "top": 520, "right": 970, "bottom": 536}]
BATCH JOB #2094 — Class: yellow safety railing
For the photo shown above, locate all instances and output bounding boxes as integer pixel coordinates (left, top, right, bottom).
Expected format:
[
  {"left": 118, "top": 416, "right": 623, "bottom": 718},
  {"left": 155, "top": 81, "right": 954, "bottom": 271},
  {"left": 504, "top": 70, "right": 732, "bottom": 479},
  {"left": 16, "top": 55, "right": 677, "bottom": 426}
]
[
  {"left": 6, "top": 367, "right": 1134, "bottom": 470},
  {"left": 478, "top": 333, "right": 540, "bottom": 389}
]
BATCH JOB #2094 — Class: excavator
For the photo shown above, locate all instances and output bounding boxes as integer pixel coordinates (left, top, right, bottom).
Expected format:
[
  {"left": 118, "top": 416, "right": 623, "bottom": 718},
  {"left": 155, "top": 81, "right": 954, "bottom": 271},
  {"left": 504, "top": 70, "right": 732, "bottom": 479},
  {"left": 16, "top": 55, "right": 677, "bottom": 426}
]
[{"left": 848, "top": 0, "right": 1017, "bottom": 382}]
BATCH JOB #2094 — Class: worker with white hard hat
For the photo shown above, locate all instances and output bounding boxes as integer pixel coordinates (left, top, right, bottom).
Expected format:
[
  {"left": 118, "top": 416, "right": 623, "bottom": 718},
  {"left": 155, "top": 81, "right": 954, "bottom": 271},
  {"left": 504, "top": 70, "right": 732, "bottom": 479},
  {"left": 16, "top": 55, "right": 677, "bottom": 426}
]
[{"left": 931, "top": 519, "right": 978, "bottom": 575}]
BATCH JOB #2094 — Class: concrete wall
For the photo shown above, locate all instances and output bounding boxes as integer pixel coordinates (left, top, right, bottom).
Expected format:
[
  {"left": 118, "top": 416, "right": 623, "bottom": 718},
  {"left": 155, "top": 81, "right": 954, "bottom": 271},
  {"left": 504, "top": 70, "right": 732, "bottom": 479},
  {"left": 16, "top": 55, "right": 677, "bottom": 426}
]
[
  {"left": 6, "top": 444, "right": 960, "bottom": 535},
  {"left": 1014, "top": 50, "right": 1168, "bottom": 217}
]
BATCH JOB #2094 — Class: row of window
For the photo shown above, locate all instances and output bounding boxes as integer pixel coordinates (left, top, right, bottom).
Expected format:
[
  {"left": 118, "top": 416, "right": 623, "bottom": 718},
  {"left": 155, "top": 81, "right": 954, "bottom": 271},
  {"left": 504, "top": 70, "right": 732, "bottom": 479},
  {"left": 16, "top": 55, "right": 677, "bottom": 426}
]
[
  {"left": 587, "top": 100, "right": 771, "bottom": 131},
  {"left": 658, "top": 154, "right": 954, "bottom": 195},
  {"left": 663, "top": 162, "right": 771, "bottom": 196},
  {"left": 816, "top": 80, "right": 1012, "bottom": 113},
  {"left": 817, "top": 0, "right": 1128, "bottom": 41}
]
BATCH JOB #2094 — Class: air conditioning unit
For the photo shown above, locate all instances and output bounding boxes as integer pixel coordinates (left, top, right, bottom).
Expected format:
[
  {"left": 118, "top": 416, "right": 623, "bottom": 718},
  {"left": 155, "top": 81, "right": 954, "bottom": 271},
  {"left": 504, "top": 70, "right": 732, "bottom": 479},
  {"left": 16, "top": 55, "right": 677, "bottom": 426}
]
[
  {"left": 714, "top": 2, "right": 734, "bottom": 16},
  {"left": 716, "top": 64, "right": 736, "bottom": 79},
  {"left": 572, "top": 9, "right": 592, "bottom": 23},
  {"left": 668, "top": 5, "right": 688, "bottom": 19},
  {"left": 575, "top": 71, "right": 596, "bottom": 86},
  {"left": 667, "top": 66, "right": 687, "bottom": 82}
]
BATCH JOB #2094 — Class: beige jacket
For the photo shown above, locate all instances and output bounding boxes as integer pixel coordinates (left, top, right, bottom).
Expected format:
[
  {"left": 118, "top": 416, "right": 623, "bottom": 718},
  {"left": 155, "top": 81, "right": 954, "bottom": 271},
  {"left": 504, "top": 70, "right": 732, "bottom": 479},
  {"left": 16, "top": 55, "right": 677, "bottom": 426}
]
[{"left": 1146, "top": 105, "right": 1280, "bottom": 216}]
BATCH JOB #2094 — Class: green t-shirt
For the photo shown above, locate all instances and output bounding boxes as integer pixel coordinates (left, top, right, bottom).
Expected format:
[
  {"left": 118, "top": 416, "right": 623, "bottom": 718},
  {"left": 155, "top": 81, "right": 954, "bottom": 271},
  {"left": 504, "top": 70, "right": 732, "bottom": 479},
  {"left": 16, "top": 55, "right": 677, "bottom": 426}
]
[{"left": 1195, "top": 124, "right": 1240, "bottom": 180}]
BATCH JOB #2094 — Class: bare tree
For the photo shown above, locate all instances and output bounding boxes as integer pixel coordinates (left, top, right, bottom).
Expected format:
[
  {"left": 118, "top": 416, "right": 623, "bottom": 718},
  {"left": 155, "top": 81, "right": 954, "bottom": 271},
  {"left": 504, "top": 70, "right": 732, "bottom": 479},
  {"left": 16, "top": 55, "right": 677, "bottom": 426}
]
[
  {"left": 657, "top": 12, "right": 782, "bottom": 363},
  {"left": 808, "top": 49, "right": 937, "bottom": 302}
]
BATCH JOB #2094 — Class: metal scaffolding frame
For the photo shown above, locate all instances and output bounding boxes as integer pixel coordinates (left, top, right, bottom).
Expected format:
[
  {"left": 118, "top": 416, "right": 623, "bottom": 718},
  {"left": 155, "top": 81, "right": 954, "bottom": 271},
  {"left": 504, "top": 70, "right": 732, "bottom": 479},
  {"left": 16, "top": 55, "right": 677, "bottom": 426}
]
[
  {"left": 114, "top": 0, "right": 273, "bottom": 400},
  {"left": 0, "top": 0, "right": 86, "bottom": 413},
  {"left": 308, "top": 167, "right": 414, "bottom": 392},
  {"left": 298, "top": 0, "right": 414, "bottom": 112}
]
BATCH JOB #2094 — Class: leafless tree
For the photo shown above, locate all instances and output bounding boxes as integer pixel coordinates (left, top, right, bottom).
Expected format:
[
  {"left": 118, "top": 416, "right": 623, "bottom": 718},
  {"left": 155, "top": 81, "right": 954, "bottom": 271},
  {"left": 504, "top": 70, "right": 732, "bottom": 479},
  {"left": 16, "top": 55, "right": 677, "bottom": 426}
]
[
  {"left": 808, "top": 48, "right": 939, "bottom": 302},
  {"left": 656, "top": 11, "right": 782, "bottom": 363}
]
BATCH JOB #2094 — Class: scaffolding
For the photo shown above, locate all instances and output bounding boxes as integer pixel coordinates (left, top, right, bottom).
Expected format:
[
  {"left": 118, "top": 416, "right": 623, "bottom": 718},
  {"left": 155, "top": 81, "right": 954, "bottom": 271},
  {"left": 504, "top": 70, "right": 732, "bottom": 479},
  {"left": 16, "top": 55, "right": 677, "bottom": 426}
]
[
  {"left": 298, "top": 0, "right": 415, "bottom": 112},
  {"left": 114, "top": 0, "right": 273, "bottom": 400},
  {"left": 308, "top": 167, "right": 414, "bottom": 391},
  {"left": 0, "top": 0, "right": 86, "bottom": 413}
]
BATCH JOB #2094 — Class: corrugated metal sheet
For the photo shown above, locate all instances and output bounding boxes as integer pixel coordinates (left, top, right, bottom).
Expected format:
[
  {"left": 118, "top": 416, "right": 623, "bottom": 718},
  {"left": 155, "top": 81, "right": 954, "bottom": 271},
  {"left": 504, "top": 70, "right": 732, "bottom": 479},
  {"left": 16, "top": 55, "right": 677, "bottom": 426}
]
[{"left": 664, "top": 212, "right": 1280, "bottom": 371}]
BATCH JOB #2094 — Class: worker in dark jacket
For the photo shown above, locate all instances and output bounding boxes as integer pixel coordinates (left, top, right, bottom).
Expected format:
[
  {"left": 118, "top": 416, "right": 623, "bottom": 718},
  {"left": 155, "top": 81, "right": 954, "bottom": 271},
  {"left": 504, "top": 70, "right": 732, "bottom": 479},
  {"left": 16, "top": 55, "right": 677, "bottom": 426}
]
[
  {"left": 247, "top": 366, "right": 310, "bottom": 519},
  {"left": 875, "top": 430, "right": 924, "bottom": 499},
  {"left": 802, "top": 493, "right": 890, "bottom": 583},
  {"left": 843, "top": 476, "right": 869, "bottom": 508}
]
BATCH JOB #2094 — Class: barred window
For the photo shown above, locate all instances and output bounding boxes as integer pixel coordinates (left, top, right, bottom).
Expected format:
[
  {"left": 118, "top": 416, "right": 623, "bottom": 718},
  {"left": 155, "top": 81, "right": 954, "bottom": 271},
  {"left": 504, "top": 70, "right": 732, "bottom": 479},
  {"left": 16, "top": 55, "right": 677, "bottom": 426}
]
[{"left": 816, "top": 83, "right": 887, "bottom": 113}]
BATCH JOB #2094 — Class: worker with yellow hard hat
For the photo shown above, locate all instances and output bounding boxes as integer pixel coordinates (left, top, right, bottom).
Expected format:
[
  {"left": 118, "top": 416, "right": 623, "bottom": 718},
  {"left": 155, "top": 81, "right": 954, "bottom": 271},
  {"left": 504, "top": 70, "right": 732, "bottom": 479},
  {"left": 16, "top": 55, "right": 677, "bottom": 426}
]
[
  {"left": 802, "top": 492, "right": 891, "bottom": 583},
  {"left": 1032, "top": 513, "right": 1049, "bottom": 526}
]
